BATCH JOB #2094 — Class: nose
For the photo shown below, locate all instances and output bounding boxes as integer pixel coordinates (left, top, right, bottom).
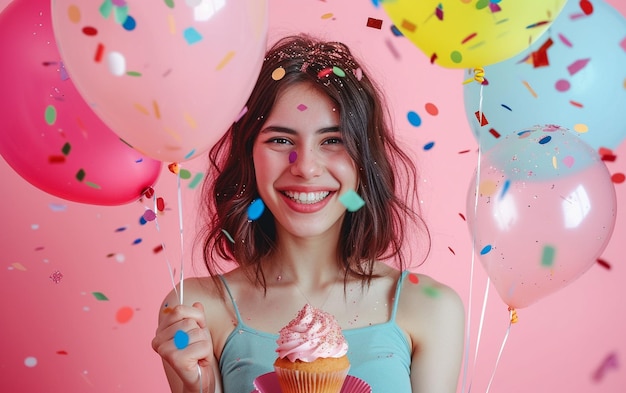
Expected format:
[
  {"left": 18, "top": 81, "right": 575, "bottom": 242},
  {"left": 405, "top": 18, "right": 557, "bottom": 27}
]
[{"left": 289, "top": 148, "right": 323, "bottom": 179}]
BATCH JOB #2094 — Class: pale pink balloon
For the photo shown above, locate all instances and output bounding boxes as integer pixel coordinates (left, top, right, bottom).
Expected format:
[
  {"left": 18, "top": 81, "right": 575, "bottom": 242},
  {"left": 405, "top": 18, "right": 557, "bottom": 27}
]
[
  {"left": 0, "top": 0, "right": 161, "bottom": 206},
  {"left": 466, "top": 125, "right": 617, "bottom": 309},
  {"left": 51, "top": 0, "right": 269, "bottom": 163}
]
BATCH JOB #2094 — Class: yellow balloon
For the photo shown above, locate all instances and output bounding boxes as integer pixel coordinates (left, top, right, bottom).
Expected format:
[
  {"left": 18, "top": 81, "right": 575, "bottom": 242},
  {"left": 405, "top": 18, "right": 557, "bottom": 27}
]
[{"left": 382, "top": 0, "right": 567, "bottom": 68}]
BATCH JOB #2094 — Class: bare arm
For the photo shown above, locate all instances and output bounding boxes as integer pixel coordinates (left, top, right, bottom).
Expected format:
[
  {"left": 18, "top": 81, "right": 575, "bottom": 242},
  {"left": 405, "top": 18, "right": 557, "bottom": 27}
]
[{"left": 398, "top": 274, "right": 466, "bottom": 393}]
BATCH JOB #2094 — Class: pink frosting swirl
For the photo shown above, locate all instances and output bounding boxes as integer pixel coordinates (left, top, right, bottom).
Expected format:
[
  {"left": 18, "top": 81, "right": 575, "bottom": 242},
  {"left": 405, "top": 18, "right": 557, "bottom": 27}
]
[{"left": 276, "top": 304, "right": 349, "bottom": 362}]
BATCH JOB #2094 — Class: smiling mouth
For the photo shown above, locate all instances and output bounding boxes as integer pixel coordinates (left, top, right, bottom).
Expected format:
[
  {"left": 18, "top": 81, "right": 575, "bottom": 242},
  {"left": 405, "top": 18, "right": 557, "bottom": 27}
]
[{"left": 282, "top": 191, "right": 331, "bottom": 204}]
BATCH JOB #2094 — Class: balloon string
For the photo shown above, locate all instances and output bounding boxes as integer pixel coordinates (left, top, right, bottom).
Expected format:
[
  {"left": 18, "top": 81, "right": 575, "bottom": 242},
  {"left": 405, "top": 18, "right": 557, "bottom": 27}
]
[
  {"left": 463, "top": 67, "right": 486, "bottom": 85},
  {"left": 175, "top": 166, "right": 185, "bottom": 305},
  {"left": 460, "top": 78, "right": 486, "bottom": 393},
  {"left": 485, "top": 309, "right": 516, "bottom": 393}
]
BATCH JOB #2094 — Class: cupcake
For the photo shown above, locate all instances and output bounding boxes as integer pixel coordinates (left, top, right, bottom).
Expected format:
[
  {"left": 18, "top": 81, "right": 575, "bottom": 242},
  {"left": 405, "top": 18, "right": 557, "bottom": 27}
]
[{"left": 274, "top": 304, "right": 350, "bottom": 393}]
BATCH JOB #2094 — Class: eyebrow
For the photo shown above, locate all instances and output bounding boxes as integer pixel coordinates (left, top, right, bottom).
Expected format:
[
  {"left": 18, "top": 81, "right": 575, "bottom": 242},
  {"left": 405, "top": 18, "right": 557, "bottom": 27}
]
[{"left": 259, "top": 125, "right": 340, "bottom": 135}]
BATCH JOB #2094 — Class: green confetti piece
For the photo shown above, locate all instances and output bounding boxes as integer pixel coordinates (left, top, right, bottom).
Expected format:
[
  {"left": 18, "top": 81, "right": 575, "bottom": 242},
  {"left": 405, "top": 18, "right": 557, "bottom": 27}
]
[
  {"left": 126, "top": 71, "right": 142, "bottom": 77},
  {"left": 99, "top": 0, "right": 113, "bottom": 18},
  {"left": 76, "top": 169, "right": 86, "bottom": 182},
  {"left": 114, "top": 5, "right": 129, "bottom": 24},
  {"left": 92, "top": 292, "right": 109, "bottom": 301},
  {"left": 339, "top": 190, "right": 365, "bottom": 212},
  {"left": 423, "top": 286, "right": 441, "bottom": 298},
  {"left": 61, "top": 142, "right": 71, "bottom": 156},
  {"left": 332, "top": 66, "right": 346, "bottom": 77},
  {"left": 188, "top": 172, "right": 204, "bottom": 189},
  {"left": 164, "top": 0, "right": 175, "bottom": 8},
  {"left": 541, "top": 245, "right": 556, "bottom": 267},
  {"left": 45, "top": 105, "right": 57, "bottom": 125},
  {"left": 221, "top": 229, "right": 235, "bottom": 243},
  {"left": 85, "top": 181, "right": 101, "bottom": 189},
  {"left": 179, "top": 168, "right": 192, "bottom": 179}
]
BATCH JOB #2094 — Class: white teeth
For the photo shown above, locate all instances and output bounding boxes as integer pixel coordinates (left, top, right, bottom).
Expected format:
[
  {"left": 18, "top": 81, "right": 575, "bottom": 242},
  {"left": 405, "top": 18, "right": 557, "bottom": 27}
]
[{"left": 283, "top": 191, "right": 330, "bottom": 204}]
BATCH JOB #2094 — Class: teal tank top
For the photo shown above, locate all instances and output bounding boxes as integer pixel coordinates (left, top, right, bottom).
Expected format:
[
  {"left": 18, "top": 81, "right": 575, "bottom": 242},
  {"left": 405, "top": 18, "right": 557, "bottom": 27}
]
[{"left": 218, "top": 271, "right": 412, "bottom": 393}]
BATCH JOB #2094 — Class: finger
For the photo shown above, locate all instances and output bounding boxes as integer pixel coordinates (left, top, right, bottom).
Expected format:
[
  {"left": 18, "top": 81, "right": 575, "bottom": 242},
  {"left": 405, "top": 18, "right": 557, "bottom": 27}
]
[{"left": 191, "top": 302, "right": 207, "bottom": 329}]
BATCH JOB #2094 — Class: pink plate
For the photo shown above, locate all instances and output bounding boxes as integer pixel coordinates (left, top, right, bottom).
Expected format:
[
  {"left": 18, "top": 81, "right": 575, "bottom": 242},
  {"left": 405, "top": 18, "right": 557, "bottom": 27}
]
[{"left": 251, "top": 372, "right": 371, "bottom": 393}]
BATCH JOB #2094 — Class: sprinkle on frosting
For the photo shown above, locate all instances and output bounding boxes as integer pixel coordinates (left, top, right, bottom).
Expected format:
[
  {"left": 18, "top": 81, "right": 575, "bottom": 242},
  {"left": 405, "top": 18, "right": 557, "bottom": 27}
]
[{"left": 276, "top": 304, "right": 349, "bottom": 362}]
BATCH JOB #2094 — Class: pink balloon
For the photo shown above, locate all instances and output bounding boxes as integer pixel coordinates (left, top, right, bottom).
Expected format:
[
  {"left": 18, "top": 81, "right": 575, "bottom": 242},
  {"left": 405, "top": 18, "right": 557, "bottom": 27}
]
[
  {"left": 466, "top": 125, "right": 617, "bottom": 309},
  {"left": 0, "top": 0, "right": 161, "bottom": 206},
  {"left": 51, "top": 0, "right": 269, "bottom": 163}
]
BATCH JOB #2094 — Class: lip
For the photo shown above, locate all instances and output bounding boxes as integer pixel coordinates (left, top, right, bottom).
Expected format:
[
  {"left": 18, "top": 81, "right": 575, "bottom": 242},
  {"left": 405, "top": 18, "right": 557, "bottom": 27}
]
[{"left": 278, "top": 189, "right": 335, "bottom": 213}]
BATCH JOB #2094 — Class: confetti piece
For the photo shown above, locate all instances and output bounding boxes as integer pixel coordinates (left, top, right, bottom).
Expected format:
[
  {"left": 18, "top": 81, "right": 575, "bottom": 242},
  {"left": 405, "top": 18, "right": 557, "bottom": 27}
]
[
  {"left": 390, "top": 25, "right": 403, "bottom": 36},
  {"left": 366, "top": 17, "right": 383, "bottom": 29},
  {"left": 132, "top": 238, "right": 142, "bottom": 245},
  {"left": 61, "top": 142, "right": 71, "bottom": 155},
  {"left": 531, "top": 38, "right": 553, "bottom": 67},
  {"left": 67, "top": 5, "right": 81, "bottom": 23},
  {"left": 216, "top": 51, "right": 235, "bottom": 71},
  {"left": 10, "top": 262, "right": 27, "bottom": 271},
  {"left": 459, "top": 213, "right": 466, "bottom": 221},
  {"left": 92, "top": 292, "right": 109, "bottom": 301},
  {"left": 116, "top": 306, "right": 134, "bottom": 324},
  {"left": 44, "top": 105, "right": 57, "bottom": 125},
  {"left": 338, "top": 190, "right": 365, "bottom": 212},
  {"left": 168, "top": 162, "right": 179, "bottom": 174},
  {"left": 425, "top": 103, "right": 438, "bottom": 116},
  {"left": 153, "top": 244, "right": 164, "bottom": 253},
  {"left": 183, "top": 27, "right": 202, "bottom": 44},
  {"left": 592, "top": 352, "right": 618, "bottom": 382},
  {"left": 612, "top": 173, "right": 625, "bottom": 184},
  {"left": 501, "top": 104, "right": 512, "bottom": 111},
  {"left": 272, "top": 67, "right": 286, "bottom": 81},
  {"left": 221, "top": 229, "right": 235, "bottom": 243},
  {"left": 297, "top": 104, "right": 308, "bottom": 111},
  {"left": 48, "top": 155, "right": 65, "bottom": 163},
  {"left": 188, "top": 172, "right": 204, "bottom": 189},
  {"left": 570, "top": 100, "right": 584, "bottom": 108},
  {"left": 332, "top": 66, "right": 346, "bottom": 77},
  {"left": 596, "top": 258, "right": 611, "bottom": 270},
  {"left": 321, "top": 12, "right": 333, "bottom": 20},
  {"left": 499, "top": 179, "right": 510, "bottom": 199},
  {"left": 408, "top": 273, "right": 419, "bottom": 284},
  {"left": 558, "top": 33, "right": 572, "bottom": 48},
  {"left": 407, "top": 111, "right": 421, "bottom": 126},
  {"left": 385, "top": 38, "right": 401, "bottom": 59},
  {"left": 94, "top": 43, "right": 105, "bottom": 62},
  {"left": 522, "top": 80, "right": 538, "bottom": 98},
  {"left": 247, "top": 199, "right": 265, "bottom": 220},
  {"left": 538, "top": 135, "right": 552, "bottom": 145},
  {"left": 122, "top": 15, "right": 136, "bottom": 31},
  {"left": 489, "top": 128, "right": 501, "bottom": 138},
  {"left": 174, "top": 330, "right": 189, "bottom": 349},
  {"left": 461, "top": 33, "right": 477, "bottom": 45},
  {"left": 57, "top": 350, "right": 68, "bottom": 355},
  {"left": 480, "top": 245, "right": 492, "bottom": 255},
  {"left": 157, "top": 197, "right": 165, "bottom": 211},
  {"left": 555, "top": 79, "right": 570, "bottom": 92},
  {"left": 474, "top": 111, "right": 488, "bottom": 126},
  {"left": 76, "top": 169, "right": 86, "bottom": 181},
  {"left": 317, "top": 68, "right": 333, "bottom": 78},
  {"left": 24, "top": 357, "right": 37, "bottom": 368},
  {"left": 423, "top": 286, "right": 440, "bottom": 298},
  {"left": 567, "top": 58, "right": 590, "bottom": 76},
  {"left": 448, "top": 247, "right": 456, "bottom": 255},
  {"left": 450, "top": 51, "right": 463, "bottom": 64},
  {"left": 541, "top": 245, "right": 556, "bottom": 267},
  {"left": 179, "top": 168, "right": 192, "bottom": 179},
  {"left": 50, "top": 270, "right": 63, "bottom": 283},
  {"left": 289, "top": 151, "right": 297, "bottom": 164},
  {"left": 435, "top": 4, "right": 444, "bottom": 20},
  {"left": 423, "top": 141, "right": 435, "bottom": 150},
  {"left": 143, "top": 209, "right": 156, "bottom": 222},
  {"left": 580, "top": 0, "right": 594, "bottom": 15},
  {"left": 562, "top": 156, "right": 575, "bottom": 168},
  {"left": 143, "top": 187, "right": 155, "bottom": 198},
  {"left": 48, "top": 203, "right": 67, "bottom": 212}
]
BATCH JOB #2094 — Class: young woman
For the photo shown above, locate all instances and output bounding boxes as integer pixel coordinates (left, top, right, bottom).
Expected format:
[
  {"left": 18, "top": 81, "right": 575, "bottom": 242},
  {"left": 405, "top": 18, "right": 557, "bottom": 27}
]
[{"left": 152, "top": 34, "right": 465, "bottom": 393}]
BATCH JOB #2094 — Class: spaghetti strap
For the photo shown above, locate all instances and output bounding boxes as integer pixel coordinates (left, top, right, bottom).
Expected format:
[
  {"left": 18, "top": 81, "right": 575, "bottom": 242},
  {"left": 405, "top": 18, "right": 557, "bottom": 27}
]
[
  {"left": 390, "top": 271, "right": 409, "bottom": 321},
  {"left": 218, "top": 275, "right": 244, "bottom": 324}
]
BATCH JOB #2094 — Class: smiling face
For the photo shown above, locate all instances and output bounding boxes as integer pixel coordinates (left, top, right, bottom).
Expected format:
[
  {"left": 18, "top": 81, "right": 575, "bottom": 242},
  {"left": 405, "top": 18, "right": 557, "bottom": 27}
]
[{"left": 252, "top": 82, "right": 358, "bottom": 241}]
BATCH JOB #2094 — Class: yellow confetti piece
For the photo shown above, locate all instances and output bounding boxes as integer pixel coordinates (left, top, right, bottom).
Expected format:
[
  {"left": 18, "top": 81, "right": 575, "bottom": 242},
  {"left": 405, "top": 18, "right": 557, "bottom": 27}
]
[
  {"left": 67, "top": 5, "right": 81, "bottom": 23},
  {"left": 573, "top": 123, "right": 588, "bottom": 133},
  {"left": 134, "top": 103, "right": 150, "bottom": 115},
  {"left": 552, "top": 156, "right": 558, "bottom": 169},
  {"left": 163, "top": 126, "right": 182, "bottom": 141},
  {"left": 272, "top": 67, "right": 286, "bottom": 81},
  {"left": 321, "top": 12, "right": 334, "bottom": 19},
  {"left": 216, "top": 51, "right": 236, "bottom": 71},
  {"left": 167, "top": 14, "right": 176, "bottom": 34},
  {"left": 478, "top": 179, "right": 497, "bottom": 196},
  {"left": 183, "top": 112, "right": 197, "bottom": 129},
  {"left": 153, "top": 100, "right": 161, "bottom": 119},
  {"left": 11, "top": 262, "right": 27, "bottom": 271},
  {"left": 522, "top": 80, "right": 538, "bottom": 98}
]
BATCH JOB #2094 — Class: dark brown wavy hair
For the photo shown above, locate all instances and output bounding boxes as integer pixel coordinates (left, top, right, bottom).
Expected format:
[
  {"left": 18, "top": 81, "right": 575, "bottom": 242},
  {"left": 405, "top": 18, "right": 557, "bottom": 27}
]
[{"left": 198, "top": 34, "right": 429, "bottom": 289}]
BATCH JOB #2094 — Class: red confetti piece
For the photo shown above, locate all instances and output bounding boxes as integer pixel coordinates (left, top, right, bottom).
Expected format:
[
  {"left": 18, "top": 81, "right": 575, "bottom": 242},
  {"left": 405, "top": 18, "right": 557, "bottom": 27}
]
[
  {"left": 601, "top": 154, "right": 616, "bottom": 162},
  {"left": 56, "top": 351, "right": 68, "bottom": 355},
  {"left": 317, "top": 68, "right": 333, "bottom": 78},
  {"left": 435, "top": 6, "right": 443, "bottom": 20},
  {"left": 82, "top": 26, "right": 98, "bottom": 36},
  {"left": 596, "top": 258, "right": 611, "bottom": 270},
  {"left": 458, "top": 149, "right": 471, "bottom": 154},
  {"left": 48, "top": 155, "right": 66, "bottom": 163},
  {"left": 580, "top": 0, "right": 594, "bottom": 15},
  {"left": 425, "top": 102, "right": 439, "bottom": 116},
  {"left": 569, "top": 100, "right": 584, "bottom": 108},
  {"left": 153, "top": 244, "right": 164, "bottom": 253},
  {"left": 143, "top": 187, "right": 154, "bottom": 198},
  {"left": 611, "top": 173, "right": 625, "bottom": 184},
  {"left": 430, "top": 53, "right": 438, "bottom": 64},
  {"left": 458, "top": 213, "right": 466, "bottom": 221},
  {"left": 168, "top": 162, "right": 179, "bottom": 174},
  {"left": 461, "top": 32, "right": 477, "bottom": 45},
  {"left": 116, "top": 306, "right": 134, "bottom": 324},
  {"left": 474, "top": 111, "right": 488, "bottom": 126},
  {"left": 531, "top": 38, "right": 553, "bottom": 68},
  {"left": 156, "top": 197, "right": 165, "bottom": 211},
  {"left": 526, "top": 21, "right": 549, "bottom": 29},
  {"left": 94, "top": 43, "right": 105, "bottom": 62},
  {"left": 489, "top": 128, "right": 501, "bottom": 138},
  {"left": 366, "top": 17, "right": 383, "bottom": 29},
  {"left": 408, "top": 273, "right": 419, "bottom": 284},
  {"left": 448, "top": 247, "right": 456, "bottom": 255}
]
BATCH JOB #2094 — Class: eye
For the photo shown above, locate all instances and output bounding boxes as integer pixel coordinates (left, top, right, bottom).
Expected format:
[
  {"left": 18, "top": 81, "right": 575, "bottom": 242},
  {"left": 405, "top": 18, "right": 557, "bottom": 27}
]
[
  {"left": 322, "top": 137, "right": 343, "bottom": 145},
  {"left": 266, "top": 137, "right": 293, "bottom": 145}
]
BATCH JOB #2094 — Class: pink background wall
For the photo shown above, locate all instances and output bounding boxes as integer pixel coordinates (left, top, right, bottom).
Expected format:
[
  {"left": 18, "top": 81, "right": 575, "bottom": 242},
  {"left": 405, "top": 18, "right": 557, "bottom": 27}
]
[{"left": 1, "top": 0, "right": 624, "bottom": 392}]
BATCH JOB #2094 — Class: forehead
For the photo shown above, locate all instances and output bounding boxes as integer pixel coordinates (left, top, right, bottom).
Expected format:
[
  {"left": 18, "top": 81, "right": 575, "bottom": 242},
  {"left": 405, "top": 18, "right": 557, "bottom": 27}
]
[{"left": 269, "top": 83, "right": 338, "bottom": 120}]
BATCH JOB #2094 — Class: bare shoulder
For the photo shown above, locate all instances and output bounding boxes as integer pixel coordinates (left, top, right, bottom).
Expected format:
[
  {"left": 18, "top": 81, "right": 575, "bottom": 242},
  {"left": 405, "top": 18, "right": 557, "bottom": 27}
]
[{"left": 396, "top": 273, "right": 465, "bottom": 343}]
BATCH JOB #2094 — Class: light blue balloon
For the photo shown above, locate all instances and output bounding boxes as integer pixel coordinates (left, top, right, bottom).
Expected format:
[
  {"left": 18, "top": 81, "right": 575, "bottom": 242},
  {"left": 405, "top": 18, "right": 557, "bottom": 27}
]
[{"left": 464, "top": 0, "right": 626, "bottom": 151}]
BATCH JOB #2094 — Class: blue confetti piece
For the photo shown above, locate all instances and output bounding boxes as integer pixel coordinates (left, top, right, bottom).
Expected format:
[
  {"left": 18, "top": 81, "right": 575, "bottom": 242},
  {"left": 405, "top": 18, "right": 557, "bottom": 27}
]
[
  {"left": 423, "top": 141, "right": 435, "bottom": 151},
  {"left": 174, "top": 330, "right": 189, "bottom": 350},
  {"left": 407, "top": 111, "right": 422, "bottom": 127},
  {"left": 132, "top": 238, "right": 142, "bottom": 245},
  {"left": 538, "top": 135, "right": 552, "bottom": 145},
  {"left": 480, "top": 245, "right": 492, "bottom": 255},
  {"left": 183, "top": 27, "right": 203, "bottom": 45},
  {"left": 500, "top": 179, "right": 510, "bottom": 199},
  {"left": 501, "top": 104, "right": 512, "bottom": 111},
  {"left": 122, "top": 15, "right": 136, "bottom": 31},
  {"left": 184, "top": 149, "right": 196, "bottom": 160},
  {"left": 390, "top": 25, "right": 403, "bottom": 36},
  {"left": 139, "top": 216, "right": 147, "bottom": 225},
  {"left": 247, "top": 199, "right": 265, "bottom": 220}
]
